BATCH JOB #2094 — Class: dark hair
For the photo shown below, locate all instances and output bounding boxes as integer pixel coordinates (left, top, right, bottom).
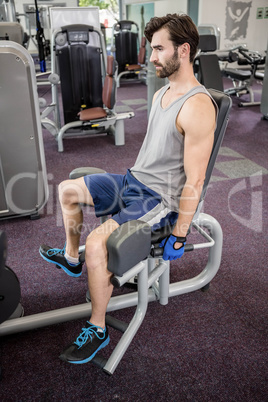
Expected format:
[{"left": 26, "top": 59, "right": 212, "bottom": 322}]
[{"left": 144, "top": 13, "right": 199, "bottom": 63}]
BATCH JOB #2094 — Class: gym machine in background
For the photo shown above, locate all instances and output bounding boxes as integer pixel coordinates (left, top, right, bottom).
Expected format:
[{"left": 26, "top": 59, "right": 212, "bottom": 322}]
[
  {"left": 260, "top": 40, "right": 268, "bottom": 120},
  {"left": 40, "top": 7, "right": 134, "bottom": 152},
  {"left": 0, "top": 40, "right": 49, "bottom": 220},
  {"left": 111, "top": 20, "right": 139, "bottom": 74}
]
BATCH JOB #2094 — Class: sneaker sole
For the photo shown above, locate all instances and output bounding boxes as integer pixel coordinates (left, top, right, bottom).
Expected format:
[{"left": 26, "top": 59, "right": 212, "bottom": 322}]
[
  {"left": 65, "top": 336, "right": 110, "bottom": 365},
  {"left": 39, "top": 250, "right": 82, "bottom": 278}
]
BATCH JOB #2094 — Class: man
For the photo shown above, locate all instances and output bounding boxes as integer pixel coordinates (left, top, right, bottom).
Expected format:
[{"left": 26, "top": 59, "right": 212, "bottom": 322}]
[{"left": 40, "top": 14, "right": 217, "bottom": 364}]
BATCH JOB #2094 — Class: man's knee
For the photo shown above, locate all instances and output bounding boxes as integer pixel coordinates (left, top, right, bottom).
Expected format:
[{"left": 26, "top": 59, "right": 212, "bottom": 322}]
[
  {"left": 58, "top": 179, "right": 87, "bottom": 206},
  {"left": 58, "top": 180, "right": 74, "bottom": 206},
  {"left": 85, "top": 233, "right": 108, "bottom": 271}
]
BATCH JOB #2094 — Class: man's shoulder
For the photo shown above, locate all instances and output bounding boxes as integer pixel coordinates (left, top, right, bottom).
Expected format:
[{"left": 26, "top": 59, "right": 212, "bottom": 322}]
[
  {"left": 178, "top": 89, "right": 216, "bottom": 134},
  {"left": 184, "top": 88, "right": 215, "bottom": 113}
]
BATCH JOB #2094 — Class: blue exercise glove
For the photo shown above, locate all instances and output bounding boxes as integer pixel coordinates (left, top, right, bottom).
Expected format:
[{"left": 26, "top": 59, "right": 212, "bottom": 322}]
[{"left": 159, "top": 234, "right": 186, "bottom": 261}]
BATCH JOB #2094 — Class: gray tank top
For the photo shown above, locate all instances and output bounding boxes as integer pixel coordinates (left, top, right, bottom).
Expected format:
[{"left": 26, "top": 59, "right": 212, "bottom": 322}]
[{"left": 131, "top": 84, "right": 214, "bottom": 211}]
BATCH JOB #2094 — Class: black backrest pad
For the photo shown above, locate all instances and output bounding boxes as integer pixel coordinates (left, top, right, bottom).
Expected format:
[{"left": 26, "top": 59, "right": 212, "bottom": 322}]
[
  {"left": 198, "top": 34, "right": 217, "bottom": 52},
  {"left": 115, "top": 31, "right": 138, "bottom": 73},
  {"left": 202, "top": 89, "right": 232, "bottom": 199},
  {"left": 198, "top": 54, "right": 224, "bottom": 92},
  {"left": 57, "top": 29, "right": 103, "bottom": 124}
]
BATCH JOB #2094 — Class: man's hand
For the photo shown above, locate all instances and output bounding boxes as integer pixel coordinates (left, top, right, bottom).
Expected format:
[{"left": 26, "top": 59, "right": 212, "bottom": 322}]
[{"left": 159, "top": 234, "right": 186, "bottom": 261}]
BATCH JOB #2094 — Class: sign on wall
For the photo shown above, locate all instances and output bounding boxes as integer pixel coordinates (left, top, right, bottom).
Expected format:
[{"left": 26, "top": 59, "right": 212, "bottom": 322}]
[{"left": 225, "top": 0, "right": 252, "bottom": 41}]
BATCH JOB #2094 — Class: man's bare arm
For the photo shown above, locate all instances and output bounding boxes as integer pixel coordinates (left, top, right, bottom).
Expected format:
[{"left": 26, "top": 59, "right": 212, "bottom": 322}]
[{"left": 173, "top": 94, "right": 216, "bottom": 242}]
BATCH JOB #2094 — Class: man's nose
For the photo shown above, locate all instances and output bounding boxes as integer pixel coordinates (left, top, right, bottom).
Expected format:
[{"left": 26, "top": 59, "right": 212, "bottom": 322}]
[{"left": 150, "top": 49, "right": 157, "bottom": 63}]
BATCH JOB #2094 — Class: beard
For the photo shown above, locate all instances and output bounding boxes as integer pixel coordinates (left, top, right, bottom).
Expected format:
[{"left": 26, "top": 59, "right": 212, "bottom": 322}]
[{"left": 155, "top": 50, "right": 180, "bottom": 78}]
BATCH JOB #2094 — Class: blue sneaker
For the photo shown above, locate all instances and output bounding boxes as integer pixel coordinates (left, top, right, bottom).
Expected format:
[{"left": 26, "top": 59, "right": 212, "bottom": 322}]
[
  {"left": 59, "top": 322, "right": 110, "bottom": 364},
  {"left": 39, "top": 244, "right": 82, "bottom": 277}
]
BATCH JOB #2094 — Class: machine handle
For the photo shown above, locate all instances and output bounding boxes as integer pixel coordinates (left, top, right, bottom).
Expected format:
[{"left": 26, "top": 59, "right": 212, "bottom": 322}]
[{"left": 150, "top": 243, "right": 194, "bottom": 258}]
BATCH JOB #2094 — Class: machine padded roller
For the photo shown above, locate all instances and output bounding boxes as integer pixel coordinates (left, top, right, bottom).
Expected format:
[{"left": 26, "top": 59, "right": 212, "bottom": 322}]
[
  {"left": 107, "top": 220, "right": 151, "bottom": 276},
  {"left": 69, "top": 167, "right": 106, "bottom": 179}
]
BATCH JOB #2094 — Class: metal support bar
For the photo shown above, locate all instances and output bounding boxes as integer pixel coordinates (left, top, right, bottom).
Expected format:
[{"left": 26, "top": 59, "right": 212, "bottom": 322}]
[
  {"left": 103, "top": 264, "right": 149, "bottom": 375},
  {"left": 148, "top": 259, "right": 169, "bottom": 288},
  {"left": 169, "top": 213, "right": 223, "bottom": 297},
  {"left": 41, "top": 117, "right": 59, "bottom": 137},
  {"left": 191, "top": 220, "right": 215, "bottom": 249},
  {"left": 112, "top": 261, "right": 146, "bottom": 288},
  {"left": 0, "top": 288, "right": 157, "bottom": 337},
  {"left": 116, "top": 69, "right": 143, "bottom": 87},
  {"left": 158, "top": 259, "right": 170, "bottom": 305},
  {"left": 114, "top": 119, "right": 125, "bottom": 146}
]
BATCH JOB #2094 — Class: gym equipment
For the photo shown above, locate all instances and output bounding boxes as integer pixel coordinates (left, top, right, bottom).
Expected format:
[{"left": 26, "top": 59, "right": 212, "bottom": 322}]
[
  {"left": 0, "top": 230, "right": 22, "bottom": 380},
  {"left": 111, "top": 20, "right": 139, "bottom": 74},
  {"left": 260, "top": 40, "right": 268, "bottom": 119},
  {"left": 222, "top": 46, "right": 265, "bottom": 107},
  {"left": 50, "top": 6, "right": 100, "bottom": 33},
  {"left": 194, "top": 34, "right": 224, "bottom": 92},
  {"left": 0, "top": 40, "right": 49, "bottom": 220},
  {"left": 198, "top": 24, "right": 221, "bottom": 49},
  {"left": 0, "top": 89, "right": 232, "bottom": 375},
  {"left": 0, "top": 22, "right": 28, "bottom": 47},
  {"left": 196, "top": 54, "right": 224, "bottom": 91},
  {"left": 78, "top": 56, "right": 121, "bottom": 126},
  {"left": 0, "top": 231, "right": 21, "bottom": 325},
  {"left": 34, "top": 0, "right": 48, "bottom": 73},
  {"left": 41, "top": 24, "right": 134, "bottom": 152},
  {"left": 0, "top": 0, "right": 16, "bottom": 22},
  {"left": 116, "top": 36, "right": 147, "bottom": 87},
  {"left": 195, "top": 37, "right": 265, "bottom": 107}
]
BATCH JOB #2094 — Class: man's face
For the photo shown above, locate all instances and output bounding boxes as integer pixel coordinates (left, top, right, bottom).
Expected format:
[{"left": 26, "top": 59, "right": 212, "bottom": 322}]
[{"left": 150, "top": 28, "right": 181, "bottom": 78}]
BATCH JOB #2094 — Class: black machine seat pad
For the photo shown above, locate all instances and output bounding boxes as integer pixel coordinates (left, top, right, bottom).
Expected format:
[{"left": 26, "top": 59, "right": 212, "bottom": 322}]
[{"left": 223, "top": 68, "right": 252, "bottom": 81}]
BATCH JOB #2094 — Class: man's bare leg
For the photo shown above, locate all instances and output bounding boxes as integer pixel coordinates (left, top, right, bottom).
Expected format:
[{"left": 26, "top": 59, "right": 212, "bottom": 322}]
[
  {"left": 39, "top": 177, "right": 95, "bottom": 275},
  {"left": 58, "top": 177, "right": 94, "bottom": 258},
  {"left": 59, "top": 179, "right": 120, "bottom": 327},
  {"left": 85, "top": 219, "right": 119, "bottom": 329},
  {"left": 44, "top": 178, "right": 119, "bottom": 363},
  {"left": 59, "top": 219, "right": 119, "bottom": 364}
]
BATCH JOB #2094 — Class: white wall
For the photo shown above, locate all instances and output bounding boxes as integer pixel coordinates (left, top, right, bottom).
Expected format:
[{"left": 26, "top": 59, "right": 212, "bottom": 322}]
[
  {"left": 121, "top": 0, "right": 188, "bottom": 19},
  {"left": 122, "top": 0, "right": 268, "bottom": 53},
  {"left": 199, "top": 0, "right": 268, "bottom": 52},
  {"left": 154, "top": 0, "right": 188, "bottom": 16}
]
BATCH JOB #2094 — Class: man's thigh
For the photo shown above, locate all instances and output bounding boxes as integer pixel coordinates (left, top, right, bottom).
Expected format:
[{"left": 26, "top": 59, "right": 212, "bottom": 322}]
[{"left": 84, "top": 173, "right": 126, "bottom": 217}]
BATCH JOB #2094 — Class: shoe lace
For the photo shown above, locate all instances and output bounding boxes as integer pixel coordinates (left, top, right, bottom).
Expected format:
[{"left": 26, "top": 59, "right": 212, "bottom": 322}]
[
  {"left": 74, "top": 322, "right": 106, "bottom": 349},
  {"left": 47, "top": 244, "right": 66, "bottom": 257}
]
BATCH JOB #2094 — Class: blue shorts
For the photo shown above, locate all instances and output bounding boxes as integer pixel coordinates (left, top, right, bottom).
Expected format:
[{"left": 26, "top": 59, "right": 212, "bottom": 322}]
[{"left": 84, "top": 169, "right": 178, "bottom": 230}]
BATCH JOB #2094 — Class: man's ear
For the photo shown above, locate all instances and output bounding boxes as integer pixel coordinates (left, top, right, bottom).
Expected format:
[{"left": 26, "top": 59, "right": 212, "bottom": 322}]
[{"left": 179, "top": 43, "right": 190, "bottom": 59}]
